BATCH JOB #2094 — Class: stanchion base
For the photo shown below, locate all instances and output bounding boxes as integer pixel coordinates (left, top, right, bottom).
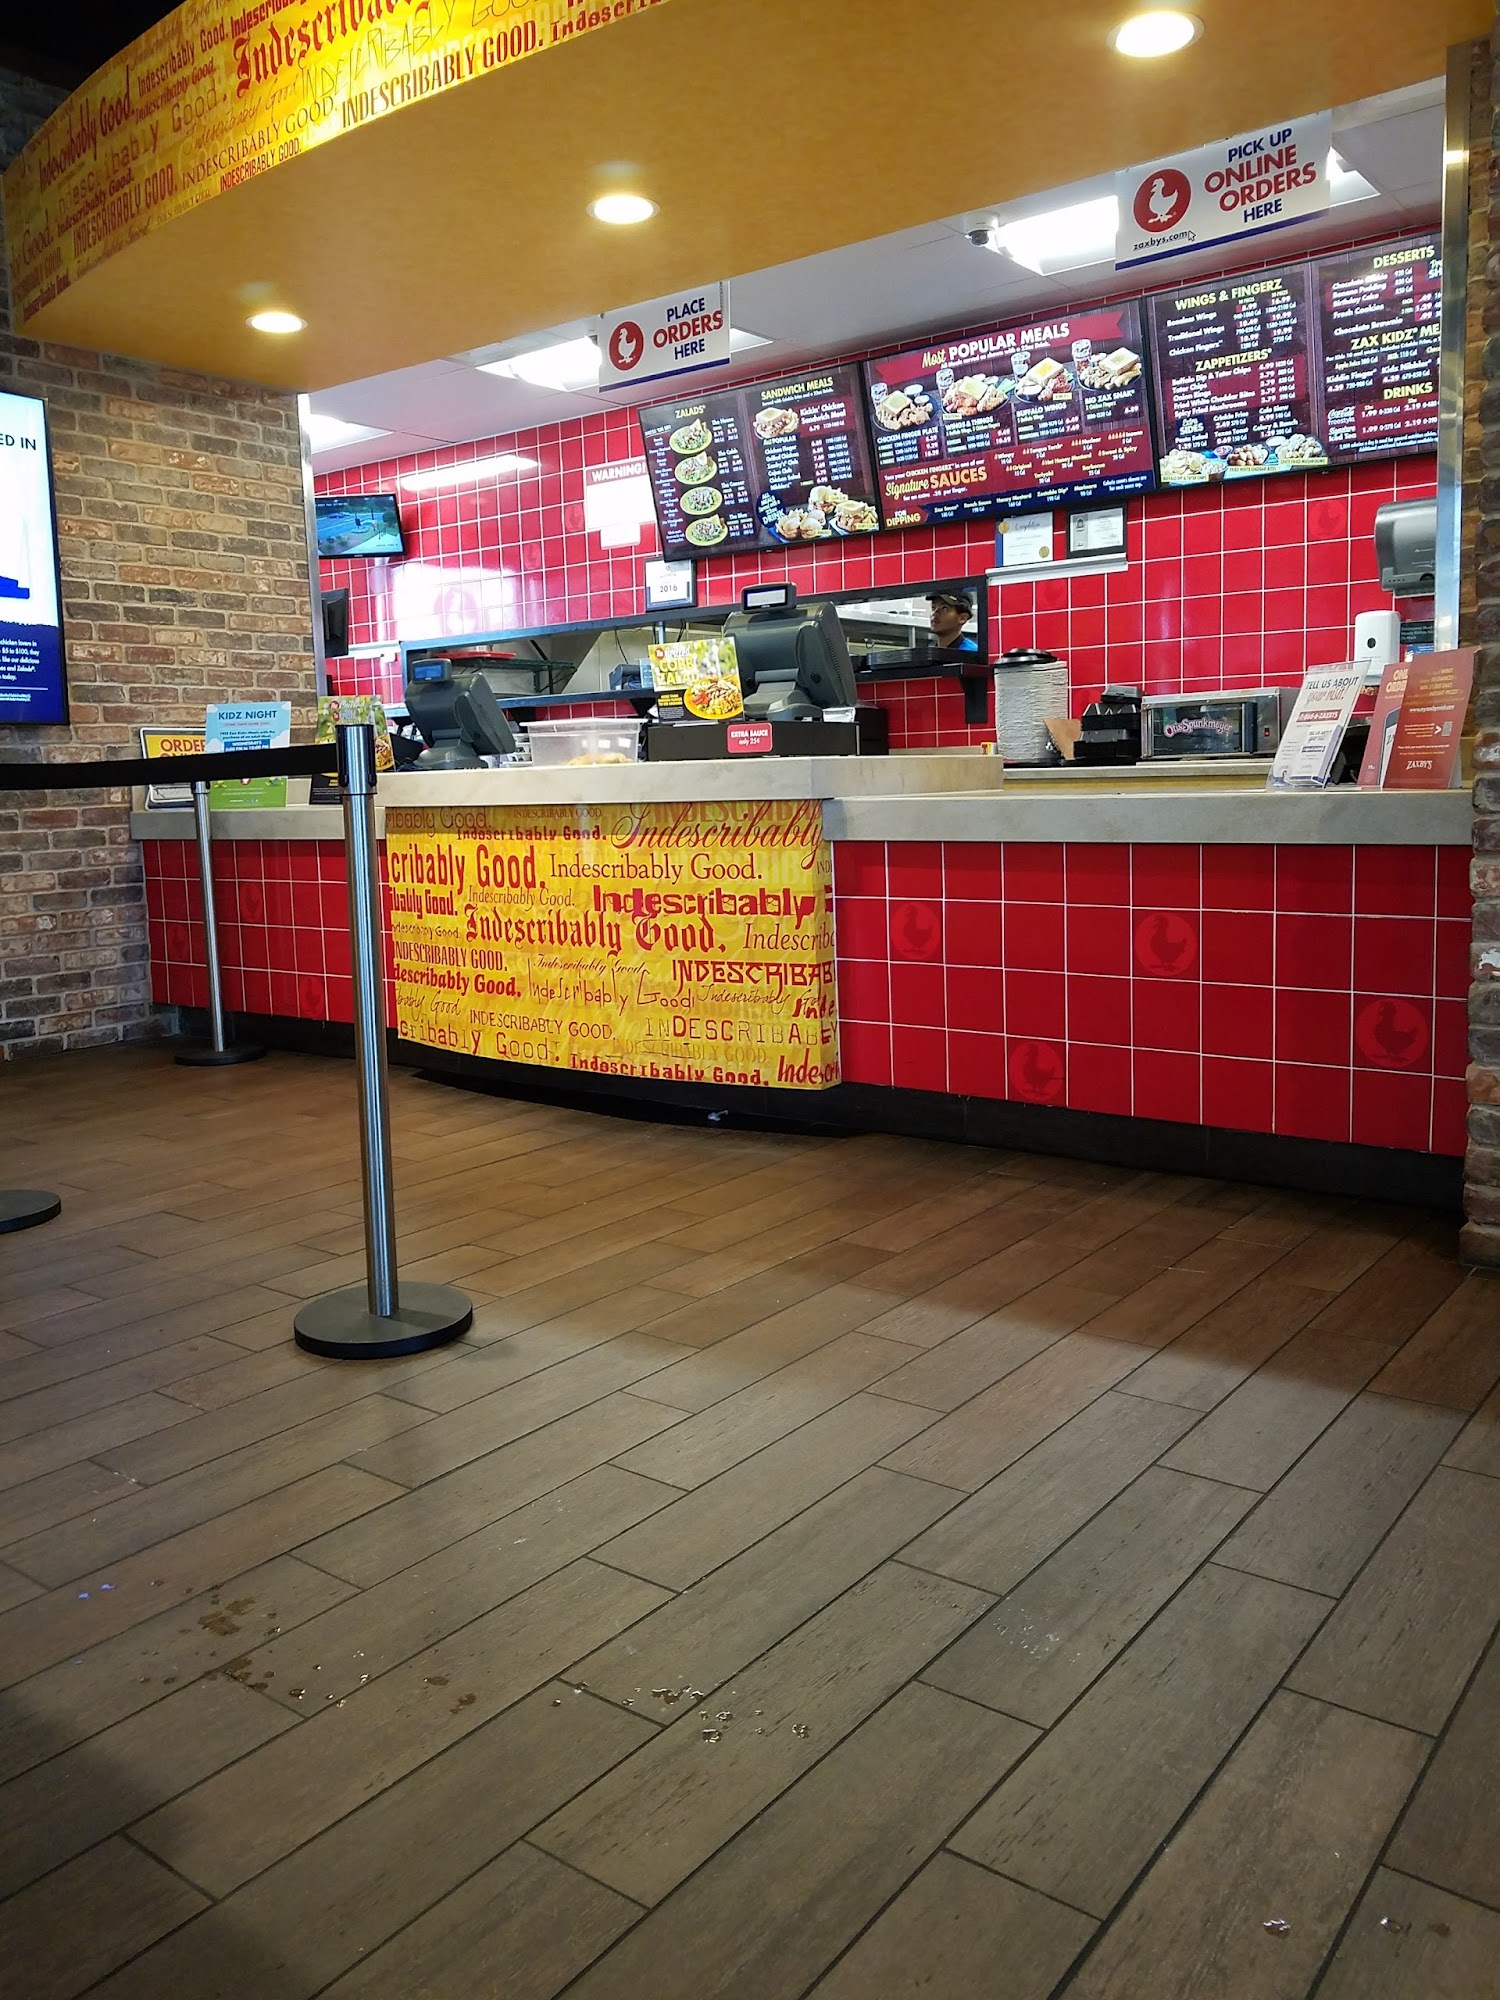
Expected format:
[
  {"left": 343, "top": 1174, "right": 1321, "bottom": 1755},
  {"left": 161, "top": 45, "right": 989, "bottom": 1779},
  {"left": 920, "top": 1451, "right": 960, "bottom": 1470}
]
[
  {"left": 0, "top": 1190, "right": 62, "bottom": 1234},
  {"left": 174, "top": 1043, "right": 267, "bottom": 1067},
  {"left": 294, "top": 1282, "right": 473, "bottom": 1359}
]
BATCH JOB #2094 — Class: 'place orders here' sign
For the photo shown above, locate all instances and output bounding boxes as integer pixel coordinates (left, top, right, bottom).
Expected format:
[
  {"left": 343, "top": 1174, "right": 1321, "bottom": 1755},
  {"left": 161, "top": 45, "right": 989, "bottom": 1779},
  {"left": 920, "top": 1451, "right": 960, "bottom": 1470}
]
[
  {"left": 1116, "top": 112, "right": 1332, "bottom": 270},
  {"left": 599, "top": 284, "right": 731, "bottom": 390}
]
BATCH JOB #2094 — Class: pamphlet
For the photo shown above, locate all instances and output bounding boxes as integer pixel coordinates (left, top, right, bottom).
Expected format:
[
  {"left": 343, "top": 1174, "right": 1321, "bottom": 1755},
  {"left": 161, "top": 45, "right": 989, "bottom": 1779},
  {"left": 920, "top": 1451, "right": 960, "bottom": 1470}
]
[
  {"left": 1268, "top": 665, "right": 1365, "bottom": 790},
  {"left": 310, "top": 694, "right": 395, "bottom": 802},
  {"left": 139, "top": 725, "right": 205, "bottom": 809},
  {"left": 1357, "top": 660, "right": 1410, "bottom": 788},
  {"left": 205, "top": 701, "right": 292, "bottom": 810},
  {"left": 1382, "top": 648, "right": 1475, "bottom": 791},
  {"left": 646, "top": 636, "right": 744, "bottom": 722}
]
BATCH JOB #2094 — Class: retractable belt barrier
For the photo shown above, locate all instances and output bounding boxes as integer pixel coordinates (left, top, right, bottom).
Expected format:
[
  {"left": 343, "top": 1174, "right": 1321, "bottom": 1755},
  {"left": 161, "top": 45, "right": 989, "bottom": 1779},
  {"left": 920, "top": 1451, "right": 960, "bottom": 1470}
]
[{"left": 0, "top": 728, "right": 473, "bottom": 1358}]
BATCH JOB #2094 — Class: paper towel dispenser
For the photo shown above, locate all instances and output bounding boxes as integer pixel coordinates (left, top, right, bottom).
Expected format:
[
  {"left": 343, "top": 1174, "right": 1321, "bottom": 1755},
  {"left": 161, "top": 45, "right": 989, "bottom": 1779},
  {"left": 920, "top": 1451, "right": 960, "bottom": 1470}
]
[{"left": 1374, "top": 499, "right": 1436, "bottom": 595}]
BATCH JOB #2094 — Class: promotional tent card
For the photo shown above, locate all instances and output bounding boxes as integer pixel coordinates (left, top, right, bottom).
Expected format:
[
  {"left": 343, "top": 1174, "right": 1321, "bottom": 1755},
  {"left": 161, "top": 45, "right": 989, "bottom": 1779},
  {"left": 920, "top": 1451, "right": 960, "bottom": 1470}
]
[
  {"left": 1357, "top": 660, "right": 1410, "bottom": 788},
  {"left": 1268, "top": 665, "right": 1364, "bottom": 789},
  {"left": 205, "top": 701, "right": 292, "bottom": 809},
  {"left": 646, "top": 636, "right": 744, "bottom": 722},
  {"left": 311, "top": 694, "right": 395, "bottom": 801},
  {"left": 1382, "top": 648, "right": 1475, "bottom": 790}
]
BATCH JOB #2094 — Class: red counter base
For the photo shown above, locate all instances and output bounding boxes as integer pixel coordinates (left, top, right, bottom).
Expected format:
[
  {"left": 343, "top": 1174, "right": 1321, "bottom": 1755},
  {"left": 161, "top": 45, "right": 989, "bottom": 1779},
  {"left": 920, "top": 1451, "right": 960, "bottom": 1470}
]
[{"left": 145, "top": 832, "right": 1471, "bottom": 1206}]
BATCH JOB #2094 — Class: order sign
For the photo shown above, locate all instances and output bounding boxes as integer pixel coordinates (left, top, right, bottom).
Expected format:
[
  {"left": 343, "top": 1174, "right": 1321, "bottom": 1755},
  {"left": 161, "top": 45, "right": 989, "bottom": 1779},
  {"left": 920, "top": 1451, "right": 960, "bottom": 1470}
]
[{"left": 385, "top": 800, "right": 840, "bottom": 1089}]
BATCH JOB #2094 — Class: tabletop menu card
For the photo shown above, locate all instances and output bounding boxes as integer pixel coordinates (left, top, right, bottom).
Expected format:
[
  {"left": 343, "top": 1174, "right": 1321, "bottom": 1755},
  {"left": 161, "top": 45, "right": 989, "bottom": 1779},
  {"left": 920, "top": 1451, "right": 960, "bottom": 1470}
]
[
  {"left": 1268, "top": 666, "right": 1365, "bottom": 789},
  {"left": 638, "top": 365, "right": 880, "bottom": 560},
  {"left": 863, "top": 300, "right": 1155, "bottom": 527},
  {"left": 1150, "top": 231, "right": 1440, "bottom": 486},
  {"left": 1382, "top": 648, "right": 1474, "bottom": 790}
]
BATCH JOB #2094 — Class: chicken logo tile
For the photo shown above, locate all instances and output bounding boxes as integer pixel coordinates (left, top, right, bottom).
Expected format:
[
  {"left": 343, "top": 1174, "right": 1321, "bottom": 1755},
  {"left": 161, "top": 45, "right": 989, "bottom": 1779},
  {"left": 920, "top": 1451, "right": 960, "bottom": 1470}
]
[
  {"left": 890, "top": 902, "right": 943, "bottom": 962},
  {"left": 1009, "top": 1039, "right": 1065, "bottom": 1106},
  {"left": 1355, "top": 998, "right": 1429, "bottom": 1071},
  {"left": 1134, "top": 911, "right": 1199, "bottom": 978}
]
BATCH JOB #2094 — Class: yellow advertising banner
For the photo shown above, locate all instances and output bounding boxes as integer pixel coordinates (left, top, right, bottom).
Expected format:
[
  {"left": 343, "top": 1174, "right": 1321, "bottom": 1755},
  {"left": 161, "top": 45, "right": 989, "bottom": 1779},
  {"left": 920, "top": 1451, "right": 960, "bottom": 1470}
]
[
  {"left": 385, "top": 800, "right": 841, "bottom": 1089},
  {"left": 3, "top": 0, "right": 667, "bottom": 325}
]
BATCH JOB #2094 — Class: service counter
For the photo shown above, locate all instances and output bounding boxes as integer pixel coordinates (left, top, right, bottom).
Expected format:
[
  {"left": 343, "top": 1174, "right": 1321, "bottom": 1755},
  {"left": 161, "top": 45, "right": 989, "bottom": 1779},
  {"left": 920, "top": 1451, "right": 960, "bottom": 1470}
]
[{"left": 134, "top": 754, "right": 1474, "bottom": 1206}]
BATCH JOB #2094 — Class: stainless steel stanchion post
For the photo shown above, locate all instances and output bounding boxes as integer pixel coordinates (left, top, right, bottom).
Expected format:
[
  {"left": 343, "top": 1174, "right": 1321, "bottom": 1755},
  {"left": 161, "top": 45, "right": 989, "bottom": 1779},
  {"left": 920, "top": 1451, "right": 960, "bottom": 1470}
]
[
  {"left": 175, "top": 779, "right": 266, "bottom": 1067},
  {"left": 294, "top": 721, "right": 471, "bottom": 1358}
]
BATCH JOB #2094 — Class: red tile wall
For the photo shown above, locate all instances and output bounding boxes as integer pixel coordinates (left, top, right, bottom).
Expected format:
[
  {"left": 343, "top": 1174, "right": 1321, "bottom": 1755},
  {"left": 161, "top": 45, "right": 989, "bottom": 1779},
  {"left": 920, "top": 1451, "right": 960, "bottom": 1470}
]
[{"left": 144, "top": 833, "right": 1471, "bottom": 1158}]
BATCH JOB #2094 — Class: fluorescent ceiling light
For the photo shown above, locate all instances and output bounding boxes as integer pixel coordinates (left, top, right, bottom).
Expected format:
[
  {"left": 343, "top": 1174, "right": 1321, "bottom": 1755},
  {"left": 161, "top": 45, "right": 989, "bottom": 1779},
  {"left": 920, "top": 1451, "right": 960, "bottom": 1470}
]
[
  {"left": 477, "top": 326, "right": 772, "bottom": 393},
  {"left": 589, "top": 193, "right": 657, "bottom": 225},
  {"left": 400, "top": 453, "right": 538, "bottom": 492},
  {"left": 1110, "top": 11, "right": 1201, "bottom": 57},
  {"left": 984, "top": 196, "right": 1119, "bottom": 274},
  {"left": 304, "top": 412, "right": 390, "bottom": 454},
  {"left": 1328, "top": 152, "right": 1379, "bottom": 204},
  {"left": 247, "top": 309, "right": 305, "bottom": 335}
]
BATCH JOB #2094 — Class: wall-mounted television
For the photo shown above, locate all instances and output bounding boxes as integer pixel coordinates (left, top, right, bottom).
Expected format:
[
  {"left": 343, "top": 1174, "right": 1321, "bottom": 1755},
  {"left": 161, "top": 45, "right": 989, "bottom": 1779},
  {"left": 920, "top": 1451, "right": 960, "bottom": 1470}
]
[
  {"left": 315, "top": 493, "right": 406, "bottom": 558},
  {"left": 0, "top": 389, "right": 69, "bottom": 725}
]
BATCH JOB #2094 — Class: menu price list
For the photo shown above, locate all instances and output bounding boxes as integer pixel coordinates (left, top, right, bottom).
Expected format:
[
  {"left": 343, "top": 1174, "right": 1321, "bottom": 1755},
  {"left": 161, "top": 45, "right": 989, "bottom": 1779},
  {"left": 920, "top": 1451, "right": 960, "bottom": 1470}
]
[
  {"left": 863, "top": 302, "right": 1156, "bottom": 527},
  {"left": 1319, "top": 236, "right": 1440, "bottom": 461},
  {"left": 637, "top": 364, "right": 881, "bottom": 560}
]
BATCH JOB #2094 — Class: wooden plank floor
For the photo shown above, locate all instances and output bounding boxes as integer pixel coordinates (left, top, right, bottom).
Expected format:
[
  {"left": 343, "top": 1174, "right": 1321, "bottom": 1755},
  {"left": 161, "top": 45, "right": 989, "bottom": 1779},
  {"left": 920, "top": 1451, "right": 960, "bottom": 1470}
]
[{"left": 2, "top": 1044, "right": 1499, "bottom": 1999}]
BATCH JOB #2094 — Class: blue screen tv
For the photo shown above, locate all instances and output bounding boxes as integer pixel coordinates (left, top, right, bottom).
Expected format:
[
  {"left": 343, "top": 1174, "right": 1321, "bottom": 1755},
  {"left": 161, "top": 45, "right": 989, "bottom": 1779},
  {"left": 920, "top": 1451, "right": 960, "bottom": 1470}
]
[
  {"left": 0, "top": 389, "right": 69, "bottom": 726},
  {"left": 315, "top": 492, "right": 406, "bottom": 558}
]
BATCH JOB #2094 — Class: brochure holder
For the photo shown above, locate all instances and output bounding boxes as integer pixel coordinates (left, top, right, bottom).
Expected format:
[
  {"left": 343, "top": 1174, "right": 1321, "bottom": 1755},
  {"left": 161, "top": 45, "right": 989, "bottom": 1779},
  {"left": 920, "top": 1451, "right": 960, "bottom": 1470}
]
[
  {"left": 174, "top": 781, "right": 267, "bottom": 1066},
  {"left": 293, "top": 722, "right": 473, "bottom": 1359}
]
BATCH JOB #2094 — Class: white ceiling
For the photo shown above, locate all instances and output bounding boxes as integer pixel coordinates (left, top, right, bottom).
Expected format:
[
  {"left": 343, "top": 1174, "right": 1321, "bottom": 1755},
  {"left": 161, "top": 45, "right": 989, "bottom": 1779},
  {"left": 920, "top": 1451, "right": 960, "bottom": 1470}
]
[{"left": 308, "top": 82, "right": 1444, "bottom": 473}]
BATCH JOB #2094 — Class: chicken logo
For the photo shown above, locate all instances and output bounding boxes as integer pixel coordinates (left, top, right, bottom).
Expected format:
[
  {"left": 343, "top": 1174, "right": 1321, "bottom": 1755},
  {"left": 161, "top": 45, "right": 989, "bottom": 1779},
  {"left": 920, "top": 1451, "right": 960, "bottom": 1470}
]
[
  {"left": 1355, "top": 998, "right": 1429, "bottom": 1070},
  {"left": 607, "top": 321, "right": 645, "bottom": 373},
  {"left": 1134, "top": 911, "right": 1198, "bottom": 978},
  {"left": 1133, "top": 168, "right": 1192, "bottom": 235},
  {"left": 891, "top": 901, "right": 942, "bottom": 961},
  {"left": 1009, "top": 1039, "right": 1065, "bottom": 1105}
]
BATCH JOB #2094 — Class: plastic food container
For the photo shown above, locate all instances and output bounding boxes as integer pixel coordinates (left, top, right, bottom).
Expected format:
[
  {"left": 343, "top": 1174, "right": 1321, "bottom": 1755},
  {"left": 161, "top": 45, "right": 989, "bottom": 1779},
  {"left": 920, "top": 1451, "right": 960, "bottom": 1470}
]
[{"left": 523, "top": 719, "right": 641, "bottom": 767}]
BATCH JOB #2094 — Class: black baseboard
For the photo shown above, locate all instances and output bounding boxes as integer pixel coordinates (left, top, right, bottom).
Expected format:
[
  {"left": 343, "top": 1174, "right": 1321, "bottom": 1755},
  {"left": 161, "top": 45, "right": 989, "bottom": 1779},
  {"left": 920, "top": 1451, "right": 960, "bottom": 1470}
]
[{"left": 185, "top": 1010, "right": 1464, "bottom": 1213}]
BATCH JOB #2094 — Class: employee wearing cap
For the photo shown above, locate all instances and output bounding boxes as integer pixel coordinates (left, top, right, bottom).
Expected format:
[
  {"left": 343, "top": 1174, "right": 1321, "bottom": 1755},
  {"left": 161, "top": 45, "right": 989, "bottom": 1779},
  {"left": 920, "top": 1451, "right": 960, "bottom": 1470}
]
[{"left": 928, "top": 590, "right": 979, "bottom": 654}]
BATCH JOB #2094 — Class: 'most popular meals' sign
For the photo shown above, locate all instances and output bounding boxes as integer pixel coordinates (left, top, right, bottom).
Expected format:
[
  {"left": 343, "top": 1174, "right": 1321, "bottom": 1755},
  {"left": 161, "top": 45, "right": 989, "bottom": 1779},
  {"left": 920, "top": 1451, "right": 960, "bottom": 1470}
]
[
  {"left": 2, "top": 0, "right": 669, "bottom": 326},
  {"left": 384, "top": 800, "right": 840, "bottom": 1089}
]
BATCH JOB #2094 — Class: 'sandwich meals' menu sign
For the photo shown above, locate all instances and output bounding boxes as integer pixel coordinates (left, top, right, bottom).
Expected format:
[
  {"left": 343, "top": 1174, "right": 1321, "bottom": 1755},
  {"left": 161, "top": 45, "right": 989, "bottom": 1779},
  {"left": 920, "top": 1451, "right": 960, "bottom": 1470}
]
[
  {"left": 638, "top": 365, "right": 880, "bottom": 559},
  {"left": 1148, "top": 232, "right": 1440, "bottom": 485},
  {"left": 862, "top": 302, "right": 1155, "bottom": 528}
]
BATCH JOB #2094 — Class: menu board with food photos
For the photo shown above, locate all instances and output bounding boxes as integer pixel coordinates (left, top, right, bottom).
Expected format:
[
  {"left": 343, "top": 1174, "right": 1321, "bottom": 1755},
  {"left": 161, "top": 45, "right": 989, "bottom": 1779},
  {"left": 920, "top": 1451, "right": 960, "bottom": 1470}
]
[
  {"left": 863, "top": 302, "right": 1154, "bottom": 527},
  {"left": 1317, "top": 235, "right": 1440, "bottom": 462},
  {"left": 637, "top": 364, "right": 880, "bottom": 559},
  {"left": 1149, "top": 232, "right": 1440, "bottom": 486}
]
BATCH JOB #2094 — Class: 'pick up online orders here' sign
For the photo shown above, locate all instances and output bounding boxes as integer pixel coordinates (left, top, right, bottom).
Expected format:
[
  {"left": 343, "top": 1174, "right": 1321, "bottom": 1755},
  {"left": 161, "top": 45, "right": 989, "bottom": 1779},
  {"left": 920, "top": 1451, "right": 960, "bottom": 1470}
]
[
  {"left": 0, "top": 389, "right": 68, "bottom": 726},
  {"left": 1116, "top": 112, "right": 1332, "bottom": 269}
]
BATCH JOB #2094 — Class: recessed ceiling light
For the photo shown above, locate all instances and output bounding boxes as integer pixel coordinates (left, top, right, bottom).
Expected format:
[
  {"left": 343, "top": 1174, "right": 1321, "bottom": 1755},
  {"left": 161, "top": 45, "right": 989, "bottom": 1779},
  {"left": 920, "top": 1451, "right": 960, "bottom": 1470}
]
[
  {"left": 399, "top": 453, "right": 538, "bottom": 493},
  {"left": 1109, "top": 10, "right": 1201, "bottom": 57},
  {"left": 984, "top": 196, "right": 1119, "bottom": 275},
  {"left": 1327, "top": 152, "right": 1379, "bottom": 205},
  {"left": 247, "top": 309, "right": 305, "bottom": 335},
  {"left": 304, "top": 412, "right": 391, "bottom": 454},
  {"left": 588, "top": 193, "right": 657, "bottom": 225}
]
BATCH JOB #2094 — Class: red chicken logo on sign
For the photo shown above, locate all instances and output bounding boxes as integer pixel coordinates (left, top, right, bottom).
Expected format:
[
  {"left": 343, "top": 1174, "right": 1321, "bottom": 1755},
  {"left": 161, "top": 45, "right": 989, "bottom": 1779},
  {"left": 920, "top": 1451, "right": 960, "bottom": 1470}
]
[
  {"left": 607, "top": 321, "right": 645, "bottom": 373},
  {"left": 1133, "top": 168, "right": 1191, "bottom": 233}
]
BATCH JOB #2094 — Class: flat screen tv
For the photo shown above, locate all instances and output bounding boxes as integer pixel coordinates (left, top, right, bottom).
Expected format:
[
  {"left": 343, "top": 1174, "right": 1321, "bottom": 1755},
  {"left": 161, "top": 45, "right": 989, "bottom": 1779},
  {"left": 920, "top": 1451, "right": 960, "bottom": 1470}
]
[
  {"left": 0, "top": 388, "right": 69, "bottom": 725},
  {"left": 315, "top": 493, "right": 406, "bottom": 558}
]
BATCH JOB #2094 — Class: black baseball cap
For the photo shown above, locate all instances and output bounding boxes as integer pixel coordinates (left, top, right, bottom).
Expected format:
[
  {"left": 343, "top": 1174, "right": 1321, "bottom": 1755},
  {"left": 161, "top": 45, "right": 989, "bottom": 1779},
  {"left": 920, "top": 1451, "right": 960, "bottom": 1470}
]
[{"left": 928, "top": 590, "right": 974, "bottom": 616}]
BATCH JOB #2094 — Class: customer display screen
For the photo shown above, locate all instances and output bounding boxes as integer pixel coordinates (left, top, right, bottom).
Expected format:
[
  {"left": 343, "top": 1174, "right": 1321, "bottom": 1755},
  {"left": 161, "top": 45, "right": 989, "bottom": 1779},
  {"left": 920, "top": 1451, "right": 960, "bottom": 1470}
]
[
  {"left": 0, "top": 389, "right": 69, "bottom": 726},
  {"left": 638, "top": 364, "right": 880, "bottom": 559},
  {"left": 1148, "top": 232, "right": 1441, "bottom": 486},
  {"left": 862, "top": 300, "right": 1156, "bottom": 527}
]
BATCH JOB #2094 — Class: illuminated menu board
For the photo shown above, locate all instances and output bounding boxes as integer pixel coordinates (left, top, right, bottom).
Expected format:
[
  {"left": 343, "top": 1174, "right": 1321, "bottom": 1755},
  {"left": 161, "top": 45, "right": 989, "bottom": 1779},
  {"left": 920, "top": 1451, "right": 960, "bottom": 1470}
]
[
  {"left": 0, "top": 390, "right": 69, "bottom": 727},
  {"left": 637, "top": 364, "right": 880, "bottom": 559},
  {"left": 863, "top": 301, "right": 1155, "bottom": 527},
  {"left": 1318, "top": 236, "right": 1440, "bottom": 461},
  {"left": 1148, "top": 233, "right": 1440, "bottom": 486}
]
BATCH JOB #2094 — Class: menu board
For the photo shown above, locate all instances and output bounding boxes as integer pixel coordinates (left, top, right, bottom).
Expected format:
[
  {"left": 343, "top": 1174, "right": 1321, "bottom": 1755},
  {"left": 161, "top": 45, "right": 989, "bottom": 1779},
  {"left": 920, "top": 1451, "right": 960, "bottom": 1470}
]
[
  {"left": 1318, "top": 236, "right": 1441, "bottom": 462},
  {"left": 862, "top": 302, "right": 1155, "bottom": 528},
  {"left": 1149, "top": 233, "right": 1440, "bottom": 486},
  {"left": 638, "top": 365, "right": 880, "bottom": 560}
]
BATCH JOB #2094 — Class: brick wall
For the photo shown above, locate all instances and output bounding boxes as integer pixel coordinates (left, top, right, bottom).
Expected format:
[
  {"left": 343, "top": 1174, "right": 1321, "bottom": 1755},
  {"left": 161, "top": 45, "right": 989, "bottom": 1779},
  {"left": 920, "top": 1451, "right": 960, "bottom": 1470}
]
[{"left": 0, "top": 65, "right": 316, "bottom": 1059}]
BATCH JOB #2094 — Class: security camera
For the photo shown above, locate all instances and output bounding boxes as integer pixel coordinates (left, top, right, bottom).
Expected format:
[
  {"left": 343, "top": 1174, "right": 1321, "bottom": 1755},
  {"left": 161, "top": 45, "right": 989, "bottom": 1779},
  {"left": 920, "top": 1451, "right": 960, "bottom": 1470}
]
[{"left": 967, "top": 228, "right": 992, "bottom": 247}]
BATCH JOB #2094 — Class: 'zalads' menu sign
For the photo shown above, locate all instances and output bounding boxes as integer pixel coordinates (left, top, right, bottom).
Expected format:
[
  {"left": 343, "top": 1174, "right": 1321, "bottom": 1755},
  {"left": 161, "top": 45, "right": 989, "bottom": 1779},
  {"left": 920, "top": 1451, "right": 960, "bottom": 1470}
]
[
  {"left": 386, "top": 800, "right": 840, "bottom": 1088},
  {"left": 0, "top": 391, "right": 68, "bottom": 726},
  {"left": 864, "top": 301, "right": 1154, "bottom": 527},
  {"left": 637, "top": 365, "right": 880, "bottom": 559},
  {"left": 1149, "top": 231, "right": 1440, "bottom": 485}
]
